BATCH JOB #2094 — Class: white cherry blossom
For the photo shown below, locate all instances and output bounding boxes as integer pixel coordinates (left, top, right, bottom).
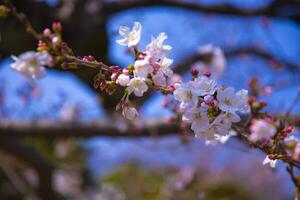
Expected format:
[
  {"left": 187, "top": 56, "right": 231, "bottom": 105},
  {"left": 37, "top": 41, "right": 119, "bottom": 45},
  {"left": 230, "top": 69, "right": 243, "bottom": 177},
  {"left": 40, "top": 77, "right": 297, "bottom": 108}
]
[
  {"left": 193, "top": 76, "right": 217, "bottom": 96},
  {"left": 134, "top": 58, "right": 153, "bottom": 78},
  {"left": 10, "top": 51, "right": 50, "bottom": 79},
  {"left": 182, "top": 107, "right": 209, "bottom": 134},
  {"left": 152, "top": 57, "right": 174, "bottom": 87},
  {"left": 116, "top": 22, "right": 142, "bottom": 48},
  {"left": 197, "top": 44, "right": 226, "bottom": 77},
  {"left": 217, "top": 87, "right": 249, "bottom": 113},
  {"left": 116, "top": 74, "right": 130, "bottom": 86},
  {"left": 173, "top": 81, "right": 199, "bottom": 109},
  {"left": 122, "top": 106, "right": 138, "bottom": 120},
  {"left": 249, "top": 119, "right": 276, "bottom": 142},
  {"left": 127, "top": 77, "right": 148, "bottom": 97},
  {"left": 262, "top": 156, "right": 277, "bottom": 168},
  {"left": 146, "top": 32, "right": 172, "bottom": 64}
]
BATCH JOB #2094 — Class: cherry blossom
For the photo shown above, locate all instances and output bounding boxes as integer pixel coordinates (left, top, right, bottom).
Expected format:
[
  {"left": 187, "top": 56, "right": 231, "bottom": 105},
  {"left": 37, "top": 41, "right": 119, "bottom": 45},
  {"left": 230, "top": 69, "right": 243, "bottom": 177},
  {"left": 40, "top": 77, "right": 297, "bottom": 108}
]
[
  {"left": 182, "top": 107, "right": 210, "bottom": 134},
  {"left": 152, "top": 57, "right": 174, "bottom": 87},
  {"left": 249, "top": 119, "right": 276, "bottom": 142},
  {"left": 127, "top": 77, "right": 148, "bottom": 97},
  {"left": 10, "top": 51, "right": 51, "bottom": 79},
  {"left": 116, "top": 21, "right": 141, "bottom": 48},
  {"left": 196, "top": 44, "right": 226, "bottom": 77},
  {"left": 217, "top": 87, "right": 249, "bottom": 113},
  {"left": 134, "top": 58, "right": 153, "bottom": 78},
  {"left": 193, "top": 76, "right": 217, "bottom": 96},
  {"left": 262, "top": 156, "right": 277, "bottom": 168},
  {"left": 146, "top": 32, "right": 172, "bottom": 64},
  {"left": 173, "top": 81, "right": 199, "bottom": 109},
  {"left": 116, "top": 74, "right": 130, "bottom": 86},
  {"left": 122, "top": 106, "right": 138, "bottom": 120}
]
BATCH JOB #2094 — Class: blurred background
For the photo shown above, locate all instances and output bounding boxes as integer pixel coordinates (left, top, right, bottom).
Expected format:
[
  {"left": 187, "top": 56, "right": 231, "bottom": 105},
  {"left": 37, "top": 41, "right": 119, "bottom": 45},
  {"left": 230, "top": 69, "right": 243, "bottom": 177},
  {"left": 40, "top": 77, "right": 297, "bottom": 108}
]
[{"left": 0, "top": 0, "right": 300, "bottom": 199}]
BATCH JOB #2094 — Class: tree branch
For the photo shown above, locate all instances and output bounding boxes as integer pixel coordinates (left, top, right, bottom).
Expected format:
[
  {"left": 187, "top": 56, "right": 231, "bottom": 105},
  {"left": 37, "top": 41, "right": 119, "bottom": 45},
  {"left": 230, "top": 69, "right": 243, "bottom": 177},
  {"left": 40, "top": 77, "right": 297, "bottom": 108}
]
[
  {"left": 0, "top": 114, "right": 299, "bottom": 138},
  {"left": 0, "top": 138, "right": 59, "bottom": 200},
  {"left": 102, "top": 0, "right": 300, "bottom": 22},
  {"left": 0, "top": 119, "right": 180, "bottom": 138},
  {"left": 174, "top": 46, "right": 300, "bottom": 74}
]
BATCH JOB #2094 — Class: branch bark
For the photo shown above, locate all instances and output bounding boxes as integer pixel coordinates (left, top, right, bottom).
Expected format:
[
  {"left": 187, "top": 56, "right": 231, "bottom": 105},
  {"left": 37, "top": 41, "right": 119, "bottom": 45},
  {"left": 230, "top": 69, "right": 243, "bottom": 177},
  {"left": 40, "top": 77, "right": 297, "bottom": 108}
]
[
  {"left": 0, "top": 119, "right": 180, "bottom": 138},
  {"left": 0, "top": 114, "right": 299, "bottom": 138},
  {"left": 102, "top": 0, "right": 300, "bottom": 22},
  {"left": 174, "top": 46, "right": 300, "bottom": 74},
  {"left": 0, "top": 138, "right": 59, "bottom": 200}
]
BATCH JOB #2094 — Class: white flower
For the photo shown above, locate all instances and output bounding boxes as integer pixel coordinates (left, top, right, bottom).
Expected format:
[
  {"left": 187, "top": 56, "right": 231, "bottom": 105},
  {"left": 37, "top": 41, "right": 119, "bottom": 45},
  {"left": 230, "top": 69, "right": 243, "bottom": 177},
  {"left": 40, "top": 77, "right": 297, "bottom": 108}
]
[
  {"left": 205, "top": 130, "right": 236, "bottom": 146},
  {"left": 159, "top": 57, "right": 174, "bottom": 77},
  {"left": 146, "top": 32, "right": 172, "bottom": 64},
  {"left": 152, "top": 71, "right": 166, "bottom": 87},
  {"left": 152, "top": 57, "right": 174, "bottom": 87},
  {"left": 236, "top": 89, "right": 250, "bottom": 113},
  {"left": 122, "top": 107, "right": 138, "bottom": 120},
  {"left": 249, "top": 119, "right": 276, "bottom": 142},
  {"left": 116, "top": 74, "right": 130, "bottom": 86},
  {"left": 217, "top": 87, "right": 249, "bottom": 113},
  {"left": 222, "top": 112, "right": 241, "bottom": 125},
  {"left": 134, "top": 58, "right": 153, "bottom": 78},
  {"left": 194, "top": 76, "right": 217, "bottom": 96},
  {"left": 127, "top": 77, "right": 148, "bottom": 97},
  {"left": 182, "top": 107, "right": 209, "bottom": 134},
  {"left": 293, "top": 143, "right": 300, "bottom": 161},
  {"left": 262, "top": 156, "right": 277, "bottom": 168},
  {"left": 197, "top": 44, "right": 226, "bottom": 77},
  {"left": 10, "top": 51, "right": 50, "bottom": 79},
  {"left": 173, "top": 81, "right": 199, "bottom": 109},
  {"left": 196, "top": 114, "right": 231, "bottom": 141},
  {"left": 116, "top": 22, "right": 142, "bottom": 48}
]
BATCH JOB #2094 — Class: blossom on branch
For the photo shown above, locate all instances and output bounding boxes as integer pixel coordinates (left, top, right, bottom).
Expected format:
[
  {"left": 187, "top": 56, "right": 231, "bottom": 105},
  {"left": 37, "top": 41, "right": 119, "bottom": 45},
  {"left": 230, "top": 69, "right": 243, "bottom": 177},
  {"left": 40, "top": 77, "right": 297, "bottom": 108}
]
[
  {"left": 262, "top": 156, "right": 277, "bottom": 168},
  {"left": 116, "top": 22, "right": 142, "bottom": 48},
  {"left": 10, "top": 51, "right": 51, "bottom": 79},
  {"left": 122, "top": 106, "right": 139, "bottom": 120},
  {"left": 195, "top": 44, "right": 226, "bottom": 77},
  {"left": 249, "top": 119, "right": 276, "bottom": 142},
  {"left": 127, "top": 77, "right": 148, "bottom": 97}
]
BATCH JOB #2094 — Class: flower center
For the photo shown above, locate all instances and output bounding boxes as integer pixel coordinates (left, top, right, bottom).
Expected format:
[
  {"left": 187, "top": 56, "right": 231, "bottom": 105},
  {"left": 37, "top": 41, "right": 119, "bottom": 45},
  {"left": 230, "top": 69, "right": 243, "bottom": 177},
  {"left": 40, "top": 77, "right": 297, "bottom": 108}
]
[
  {"left": 28, "top": 57, "right": 38, "bottom": 68},
  {"left": 186, "top": 91, "right": 193, "bottom": 100},
  {"left": 224, "top": 98, "right": 232, "bottom": 106},
  {"left": 195, "top": 112, "right": 202, "bottom": 120}
]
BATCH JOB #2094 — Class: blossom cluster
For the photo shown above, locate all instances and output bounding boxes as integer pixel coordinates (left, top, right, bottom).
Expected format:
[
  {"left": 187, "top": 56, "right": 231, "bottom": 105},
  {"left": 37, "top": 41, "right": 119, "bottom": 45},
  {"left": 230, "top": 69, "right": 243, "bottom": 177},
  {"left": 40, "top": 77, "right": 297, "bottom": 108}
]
[
  {"left": 173, "top": 76, "right": 249, "bottom": 141},
  {"left": 10, "top": 51, "right": 51, "bottom": 79},
  {"left": 9, "top": 22, "right": 64, "bottom": 79},
  {"left": 114, "top": 22, "right": 176, "bottom": 119}
]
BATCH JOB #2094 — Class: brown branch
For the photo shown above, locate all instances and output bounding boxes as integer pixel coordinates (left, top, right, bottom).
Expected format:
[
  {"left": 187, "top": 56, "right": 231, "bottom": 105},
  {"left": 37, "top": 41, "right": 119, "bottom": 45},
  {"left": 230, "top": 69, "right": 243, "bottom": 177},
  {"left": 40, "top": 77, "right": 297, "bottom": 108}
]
[
  {"left": 0, "top": 138, "right": 59, "bottom": 200},
  {"left": 102, "top": 0, "right": 300, "bottom": 22},
  {"left": 0, "top": 114, "right": 299, "bottom": 138},
  {"left": 0, "top": 119, "right": 180, "bottom": 138},
  {"left": 174, "top": 46, "right": 300, "bottom": 74}
]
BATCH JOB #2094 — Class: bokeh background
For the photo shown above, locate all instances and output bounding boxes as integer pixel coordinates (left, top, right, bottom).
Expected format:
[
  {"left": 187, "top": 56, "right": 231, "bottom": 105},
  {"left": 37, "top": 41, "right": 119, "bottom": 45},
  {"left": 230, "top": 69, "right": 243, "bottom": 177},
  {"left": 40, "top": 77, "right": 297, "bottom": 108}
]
[{"left": 0, "top": 0, "right": 300, "bottom": 199}]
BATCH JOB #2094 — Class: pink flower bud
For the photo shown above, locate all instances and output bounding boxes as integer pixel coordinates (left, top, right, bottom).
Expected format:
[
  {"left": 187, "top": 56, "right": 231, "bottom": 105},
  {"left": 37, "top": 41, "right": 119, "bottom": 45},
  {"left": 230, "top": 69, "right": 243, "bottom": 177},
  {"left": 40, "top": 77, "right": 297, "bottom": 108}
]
[
  {"left": 122, "top": 106, "right": 138, "bottom": 120},
  {"left": 203, "top": 70, "right": 211, "bottom": 77},
  {"left": 82, "top": 55, "right": 95, "bottom": 62},
  {"left": 191, "top": 68, "right": 199, "bottom": 77},
  {"left": 263, "top": 86, "right": 272, "bottom": 95},
  {"left": 116, "top": 74, "right": 130, "bottom": 86},
  {"left": 52, "top": 36, "right": 61, "bottom": 45},
  {"left": 123, "top": 68, "right": 129, "bottom": 75},
  {"left": 43, "top": 28, "right": 52, "bottom": 37},
  {"left": 204, "top": 95, "right": 213, "bottom": 103},
  {"left": 52, "top": 22, "right": 62, "bottom": 32},
  {"left": 167, "top": 85, "right": 175, "bottom": 92}
]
